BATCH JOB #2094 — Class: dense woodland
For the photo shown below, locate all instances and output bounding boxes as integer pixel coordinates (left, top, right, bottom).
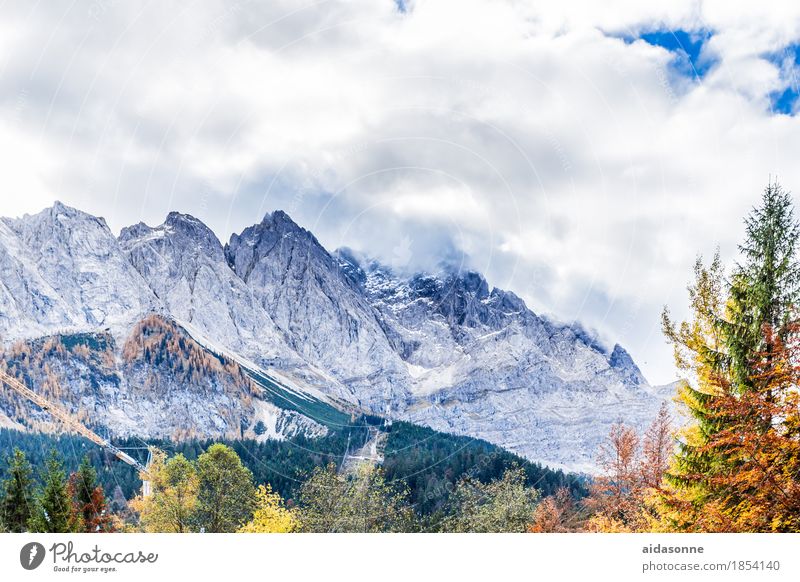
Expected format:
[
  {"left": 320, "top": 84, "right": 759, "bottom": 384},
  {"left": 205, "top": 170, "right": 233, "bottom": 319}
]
[
  {"left": 2, "top": 182, "right": 800, "bottom": 532},
  {"left": 0, "top": 418, "right": 584, "bottom": 532}
]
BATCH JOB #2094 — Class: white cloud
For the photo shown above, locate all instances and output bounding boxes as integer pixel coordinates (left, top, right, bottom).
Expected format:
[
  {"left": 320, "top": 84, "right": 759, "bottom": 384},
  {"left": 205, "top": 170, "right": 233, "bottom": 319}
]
[{"left": 2, "top": 0, "right": 800, "bottom": 383}]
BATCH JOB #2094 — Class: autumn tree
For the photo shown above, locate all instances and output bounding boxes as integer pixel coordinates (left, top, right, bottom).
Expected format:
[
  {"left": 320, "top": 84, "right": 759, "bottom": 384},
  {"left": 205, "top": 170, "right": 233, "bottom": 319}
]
[
  {"left": 440, "top": 466, "right": 539, "bottom": 533},
  {"left": 671, "top": 328, "right": 800, "bottom": 531},
  {"left": 528, "top": 487, "right": 576, "bottom": 533},
  {"left": 194, "top": 444, "right": 256, "bottom": 533},
  {"left": 131, "top": 449, "right": 198, "bottom": 533},
  {"left": 238, "top": 484, "right": 300, "bottom": 533},
  {"left": 640, "top": 402, "right": 673, "bottom": 490},
  {"left": 585, "top": 423, "right": 642, "bottom": 532},
  {"left": 0, "top": 448, "right": 35, "bottom": 532},
  {"left": 68, "top": 456, "right": 115, "bottom": 532}
]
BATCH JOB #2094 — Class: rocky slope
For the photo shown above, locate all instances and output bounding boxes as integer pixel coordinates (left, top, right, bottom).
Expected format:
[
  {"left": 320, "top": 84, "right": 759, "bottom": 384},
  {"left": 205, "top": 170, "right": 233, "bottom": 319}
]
[{"left": 0, "top": 317, "right": 329, "bottom": 443}]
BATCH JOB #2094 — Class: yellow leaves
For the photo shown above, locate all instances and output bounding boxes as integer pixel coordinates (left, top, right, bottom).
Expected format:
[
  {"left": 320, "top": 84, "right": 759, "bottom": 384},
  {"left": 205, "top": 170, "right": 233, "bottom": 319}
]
[
  {"left": 131, "top": 448, "right": 199, "bottom": 533},
  {"left": 584, "top": 514, "right": 631, "bottom": 533},
  {"left": 238, "top": 485, "right": 300, "bottom": 533}
]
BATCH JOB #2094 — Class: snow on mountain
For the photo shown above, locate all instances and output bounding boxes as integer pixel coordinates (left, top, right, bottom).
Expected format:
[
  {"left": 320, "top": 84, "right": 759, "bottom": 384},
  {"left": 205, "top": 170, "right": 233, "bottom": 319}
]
[{"left": 0, "top": 202, "right": 674, "bottom": 471}]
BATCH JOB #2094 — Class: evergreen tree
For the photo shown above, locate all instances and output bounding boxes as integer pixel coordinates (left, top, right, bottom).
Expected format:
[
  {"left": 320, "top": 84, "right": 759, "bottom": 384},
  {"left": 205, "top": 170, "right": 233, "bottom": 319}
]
[
  {"left": 726, "top": 182, "right": 800, "bottom": 392},
  {"left": 660, "top": 182, "right": 800, "bottom": 531},
  {"left": 28, "top": 451, "right": 77, "bottom": 533},
  {"left": 0, "top": 448, "right": 35, "bottom": 532},
  {"left": 194, "top": 444, "right": 256, "bottom": 533},
  {"left": 661, "top": 254, "right": 730, "bottom": 528}
]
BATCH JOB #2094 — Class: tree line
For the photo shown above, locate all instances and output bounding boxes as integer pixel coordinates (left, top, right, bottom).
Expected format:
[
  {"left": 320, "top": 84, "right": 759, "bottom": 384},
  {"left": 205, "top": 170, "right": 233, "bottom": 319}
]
[{"left": 0, "top": 442, "right": 553, "bottom": 533}]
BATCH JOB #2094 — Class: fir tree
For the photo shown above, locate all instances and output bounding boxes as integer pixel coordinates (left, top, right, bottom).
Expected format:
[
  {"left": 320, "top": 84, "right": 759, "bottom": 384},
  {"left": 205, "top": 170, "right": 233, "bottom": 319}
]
[
  {"left": 28, "top": 451, "right": 77, "bottom": 533},
  {"left": 0, "top": 448, "right": 36, "bottom": 532},
  {"left": 726, "top": 182, "right": 800, "bottom": 392}
]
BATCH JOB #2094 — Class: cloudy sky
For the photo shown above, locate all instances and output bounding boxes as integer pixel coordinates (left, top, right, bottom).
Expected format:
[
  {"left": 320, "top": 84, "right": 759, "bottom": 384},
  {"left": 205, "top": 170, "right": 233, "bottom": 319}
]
[{"left": 2, "top": 0, "right": 800, "bottom": 384}]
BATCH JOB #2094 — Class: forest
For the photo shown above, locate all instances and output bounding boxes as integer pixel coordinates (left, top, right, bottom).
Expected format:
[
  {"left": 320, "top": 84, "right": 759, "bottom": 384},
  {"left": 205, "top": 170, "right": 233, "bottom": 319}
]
[{"left": 1, "top": 182, "right": 799, "bottom": 533}]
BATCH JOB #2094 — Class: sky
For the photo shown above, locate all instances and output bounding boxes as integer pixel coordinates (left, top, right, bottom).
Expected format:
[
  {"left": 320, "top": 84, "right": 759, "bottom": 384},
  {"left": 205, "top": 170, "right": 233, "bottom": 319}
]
[{"left": 3, "top": 1, "right": 800, "bottom": 385}]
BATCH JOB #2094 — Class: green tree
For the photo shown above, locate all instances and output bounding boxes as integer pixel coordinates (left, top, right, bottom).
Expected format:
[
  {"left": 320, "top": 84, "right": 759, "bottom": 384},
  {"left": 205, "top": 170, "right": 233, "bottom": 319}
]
[
  {"left": 28, "top": 451, "right": 77, "bottom": 533},
  {"left": 726, "top": 182, "right": 800, "bottom": 392},
  {"left": 440, "top": 466, "right": 540, "bottom": 532},
  {"left": 194, "top": 444, "right": 256, "bottom": 533},
  {"left": 131, "top": 449, "right": 198, "bottom": 533},
  {"left": 0, "top": 448, "right": 36, "bottom": 532},
  {"left": 298, "top": 462, "right": 414, "bottom": 532}
]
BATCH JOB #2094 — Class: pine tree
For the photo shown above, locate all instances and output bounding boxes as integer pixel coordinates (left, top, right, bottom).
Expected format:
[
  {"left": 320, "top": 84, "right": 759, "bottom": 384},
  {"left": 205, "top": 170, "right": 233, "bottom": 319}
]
[
  {"left": 28, "top": 451, "right": 77, "bottom": 533},
  {"left": 0, "top": 448, "right": 35, "bottom": 532}
]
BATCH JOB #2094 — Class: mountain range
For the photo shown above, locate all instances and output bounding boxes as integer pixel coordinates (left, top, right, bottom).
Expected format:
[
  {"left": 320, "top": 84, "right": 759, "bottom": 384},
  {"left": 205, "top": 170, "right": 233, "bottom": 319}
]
[{"left": 0, "top": 202, "right": 673, "bottom": 472}]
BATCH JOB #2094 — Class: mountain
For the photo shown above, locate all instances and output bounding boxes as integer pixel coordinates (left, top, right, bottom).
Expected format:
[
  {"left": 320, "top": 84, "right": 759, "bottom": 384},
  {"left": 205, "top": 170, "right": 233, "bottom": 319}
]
[
  {"left": 0, "top": 202, "right": 673, "bottom": 471},
  {"left": 0, "top": 201, "right": 159, "bottom": 341},
  {"left": 336, "top": 251, "right": 668, "bottom": 471},
  {"left": 119, "top": 211, "right": 298, "bottom": 366}
]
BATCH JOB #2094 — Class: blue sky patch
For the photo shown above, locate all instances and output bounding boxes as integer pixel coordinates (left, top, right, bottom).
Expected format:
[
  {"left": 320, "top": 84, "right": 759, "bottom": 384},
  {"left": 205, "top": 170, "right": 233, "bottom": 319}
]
[
  {"left": 766, "top": 45, "right": 800, "bottom": 115},
  {"left": 637, "top": 29, "right": 715, "bottom": 80}
]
